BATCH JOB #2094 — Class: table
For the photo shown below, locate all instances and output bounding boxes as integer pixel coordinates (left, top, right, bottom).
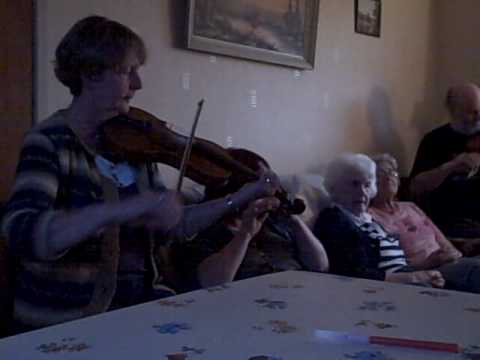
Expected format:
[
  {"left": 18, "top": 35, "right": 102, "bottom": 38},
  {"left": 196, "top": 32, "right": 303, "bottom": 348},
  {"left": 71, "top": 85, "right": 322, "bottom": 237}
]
[{"left": 1, "top": 271, "right": 479, "bottom": 359}]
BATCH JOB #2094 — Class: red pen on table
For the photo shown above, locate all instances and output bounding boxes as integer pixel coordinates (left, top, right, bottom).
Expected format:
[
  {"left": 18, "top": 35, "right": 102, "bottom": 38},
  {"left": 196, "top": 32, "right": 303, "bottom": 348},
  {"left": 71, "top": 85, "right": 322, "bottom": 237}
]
[{"left": 314, "top": 330, "right": 461, "bottom": 353}]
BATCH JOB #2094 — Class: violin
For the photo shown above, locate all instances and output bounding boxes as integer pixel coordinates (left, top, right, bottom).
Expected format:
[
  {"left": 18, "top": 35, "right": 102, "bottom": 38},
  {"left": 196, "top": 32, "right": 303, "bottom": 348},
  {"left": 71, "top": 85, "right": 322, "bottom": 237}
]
[{"left": 98, "top": 106, "right": 305, "bottom": 215}]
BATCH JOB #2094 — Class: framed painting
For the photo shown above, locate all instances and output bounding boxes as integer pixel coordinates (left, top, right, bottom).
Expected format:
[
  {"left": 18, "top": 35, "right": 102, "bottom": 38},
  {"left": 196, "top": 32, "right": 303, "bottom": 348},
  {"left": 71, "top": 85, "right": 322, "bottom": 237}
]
[
  {"left": 355, "top": 0, "right": 381, "bottom": 38},
  {"left": 186, "top": 0, "right": 320, "bottom": 69}
]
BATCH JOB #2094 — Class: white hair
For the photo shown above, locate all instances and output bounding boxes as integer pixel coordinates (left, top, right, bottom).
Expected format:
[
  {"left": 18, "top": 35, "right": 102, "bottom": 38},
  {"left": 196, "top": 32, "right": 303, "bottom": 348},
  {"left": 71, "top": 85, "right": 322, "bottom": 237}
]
[
  {"left": 324, "top": 153, "right": 377, "bottom": 201},
  {"left": 371, "top": 153, "right": 398, "bottom": 170}
]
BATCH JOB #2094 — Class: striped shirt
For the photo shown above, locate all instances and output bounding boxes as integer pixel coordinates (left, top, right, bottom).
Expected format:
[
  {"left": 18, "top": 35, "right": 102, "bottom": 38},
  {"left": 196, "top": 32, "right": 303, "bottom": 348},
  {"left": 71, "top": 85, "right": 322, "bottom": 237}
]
[
  {"left": 1, "top": 110, "right": 171, "bottom": 328},
  {"left": 350, "top": 213, "right": 407, "bottom": 274}
]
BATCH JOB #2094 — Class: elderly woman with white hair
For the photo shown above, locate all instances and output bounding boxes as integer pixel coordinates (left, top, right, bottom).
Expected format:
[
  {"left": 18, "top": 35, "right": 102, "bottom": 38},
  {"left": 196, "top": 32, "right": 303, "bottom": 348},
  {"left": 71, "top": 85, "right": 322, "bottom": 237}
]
[{"left": 313, "top": 153, "right": 445, "bottom": 287}]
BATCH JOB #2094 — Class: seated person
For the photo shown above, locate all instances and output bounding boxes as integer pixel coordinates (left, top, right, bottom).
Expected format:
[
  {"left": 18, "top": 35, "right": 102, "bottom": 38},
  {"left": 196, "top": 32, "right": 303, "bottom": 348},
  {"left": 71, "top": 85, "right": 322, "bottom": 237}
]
[
  {"left": 1, "top": 16, "right": 280, "bottom": 332},
  {"left": 369, "top": 153, "right": 480, "bottom": 293},
  {"left": 175, "top": 148, "right": 329, "bottom": 289},
  {"left": 313, "top": 153, "right": 444, "bottom": 287},
  {"left": 409, "top": 83, "right": 480, "bottom": 238}
]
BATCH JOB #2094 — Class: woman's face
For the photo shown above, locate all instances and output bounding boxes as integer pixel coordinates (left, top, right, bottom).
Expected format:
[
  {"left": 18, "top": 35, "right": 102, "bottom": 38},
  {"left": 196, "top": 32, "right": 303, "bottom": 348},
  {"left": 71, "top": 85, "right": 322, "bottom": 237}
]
[
  {"left": 375, "top": 161, "right": 399, "bottom": 199},
  {"left": 83, "top": 50, "right": 142, "bottom": 119},
  {"left": 333, "top": 167, "right": 375, "bottom": 216}
]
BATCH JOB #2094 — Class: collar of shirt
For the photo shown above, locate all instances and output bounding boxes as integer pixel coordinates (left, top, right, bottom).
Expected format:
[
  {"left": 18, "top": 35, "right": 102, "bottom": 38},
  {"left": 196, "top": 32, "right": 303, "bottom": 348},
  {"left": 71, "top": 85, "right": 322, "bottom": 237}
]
[
  {"left": 94, "top": 155, "right": 138, "bottom": 188},
  {"left": 336, "top": 205, "right": 373, "bottom": 226}
]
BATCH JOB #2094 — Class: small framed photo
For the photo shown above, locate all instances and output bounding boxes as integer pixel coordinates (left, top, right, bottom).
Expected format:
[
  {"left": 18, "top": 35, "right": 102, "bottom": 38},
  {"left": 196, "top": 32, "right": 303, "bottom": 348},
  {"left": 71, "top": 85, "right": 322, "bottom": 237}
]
[{"left": 355, "top": 0, "right": 381, "bottom": 38}]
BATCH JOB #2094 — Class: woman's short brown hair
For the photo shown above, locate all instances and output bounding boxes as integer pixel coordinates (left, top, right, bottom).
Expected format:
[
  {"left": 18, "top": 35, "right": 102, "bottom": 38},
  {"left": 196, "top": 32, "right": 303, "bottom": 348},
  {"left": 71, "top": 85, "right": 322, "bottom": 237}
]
[{"left": 54, "top": 15, "right": 147, "bottom": 96}]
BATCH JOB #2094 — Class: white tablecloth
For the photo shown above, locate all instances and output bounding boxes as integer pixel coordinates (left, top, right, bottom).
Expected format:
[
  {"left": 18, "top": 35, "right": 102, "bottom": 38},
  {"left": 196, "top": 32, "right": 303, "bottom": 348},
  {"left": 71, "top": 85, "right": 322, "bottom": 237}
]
[{"left": 1, "top": 271, "right": 479, "bottom": 359}]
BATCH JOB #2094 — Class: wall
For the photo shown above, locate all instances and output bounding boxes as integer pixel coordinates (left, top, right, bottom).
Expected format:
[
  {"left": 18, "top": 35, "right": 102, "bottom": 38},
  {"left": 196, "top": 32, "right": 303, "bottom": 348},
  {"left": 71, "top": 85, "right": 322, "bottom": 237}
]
[
  {"left": 35, "top": 0, "right": 440, "bottom": 176},
  {"left": 0, "top": 0, "right": 33, "bottom": 202},
  {"left": 437, "top": 0, "right": 480, "bottom": 99}
]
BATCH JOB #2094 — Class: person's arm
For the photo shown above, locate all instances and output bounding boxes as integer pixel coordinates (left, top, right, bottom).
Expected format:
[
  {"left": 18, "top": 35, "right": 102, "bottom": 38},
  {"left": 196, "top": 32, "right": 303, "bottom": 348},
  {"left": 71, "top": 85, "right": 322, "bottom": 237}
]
[
  {"left": 2, "top": 131, "right": 182, "bottom": 260},
  {"left": 197, "top": 197, "right": 279, "bottom": 287},
  {"left": 1, "top": 130, "right": 83, "bottom": 260},
  {"left": 411, "top": 204, "right": 462, "bottom": 261},
  {"left": 170, "top": 171, "right": 281, "bottom": 241},
  {"left": 400, "top": 203, "right": 462, "bottom": 269},
  {"left": 409, "top": 133, "right": 456, "bottom": 197},
  {"left": 411, "top": 150, "right": 480, "bottom": 197},
  {"left": 40, "top": 190, "right": 182, "bottom": 259},
  {"left": 421, "top": 249, "right": 461, "bottom": 269},
  {"left": 197, "top": 230, "right": 252, "bottom": 288},
  {"left": 410, "top": 161, "right": 458, "bottom": 196},
  {"left": 289, "top": 215, "right": 329, "bottom": 272}
]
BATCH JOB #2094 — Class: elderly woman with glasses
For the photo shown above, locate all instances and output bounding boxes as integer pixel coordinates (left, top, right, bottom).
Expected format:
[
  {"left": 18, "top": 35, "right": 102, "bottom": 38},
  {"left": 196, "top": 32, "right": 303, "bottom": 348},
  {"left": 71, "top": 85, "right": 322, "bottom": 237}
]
[
  {"left": 369, "top": 153, "right": 480, "bottom": 293},
  {"left": 175, "top": 148, "right": 329, "bottom": 289},
  {"left": 313, "top": 153, "right": 444, "bottom": 287}
]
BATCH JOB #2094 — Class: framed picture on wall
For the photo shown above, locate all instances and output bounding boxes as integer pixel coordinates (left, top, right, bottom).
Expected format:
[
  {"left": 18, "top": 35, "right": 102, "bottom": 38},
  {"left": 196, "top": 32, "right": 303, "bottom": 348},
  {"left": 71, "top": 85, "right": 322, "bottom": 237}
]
[
  {"left": 186, "top": 0, "right": 320, "bottom": 69},
  {"left": 354, "top": 0, "right": 381, "bottom": 37}
]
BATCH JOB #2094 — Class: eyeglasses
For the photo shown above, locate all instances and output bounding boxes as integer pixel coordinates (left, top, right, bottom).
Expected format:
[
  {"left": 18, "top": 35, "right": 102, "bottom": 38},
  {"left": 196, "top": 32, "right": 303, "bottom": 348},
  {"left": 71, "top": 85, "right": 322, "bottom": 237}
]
[{"left": 377, "top": 168, "right": 399, "bottom": 178}]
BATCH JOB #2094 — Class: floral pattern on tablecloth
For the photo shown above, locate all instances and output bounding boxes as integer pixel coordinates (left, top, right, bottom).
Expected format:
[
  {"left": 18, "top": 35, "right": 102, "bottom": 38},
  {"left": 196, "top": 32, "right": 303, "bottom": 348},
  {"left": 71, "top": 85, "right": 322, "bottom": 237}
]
[
  {"left": 418, "top": 290, "right": 450, "bottom": 298},
  {"left": 36, "top": 337, "right": 90, "bottom": 354},
  {"left": 344, "top": 351, "right": 396, "bottom": 360},
  {"left": 358, "top": 301, "right": 396, "bottom": 311},
  {"left": 153, "top": 322, "right": 192, "bottom": 334},
  {"left": 355, "top": 320, "right": 397, "bottom": 329},
  {"left": 254, "top": 298, "right": 288, "bottom": 310},
  {"left": 205, "top": 284, "right": 230, "bottom": 292},
  {"left": 2, "top": 271, "right": 477, "bottom": 360},
  {"left": 269, "top": 283, "right": 304, "bottom": 289},
  {"left": 157, "top": 299, "right": 196, "bottom": 308},
  {"left": 363, "top": 286, "right": 385, "bottom": 294}
]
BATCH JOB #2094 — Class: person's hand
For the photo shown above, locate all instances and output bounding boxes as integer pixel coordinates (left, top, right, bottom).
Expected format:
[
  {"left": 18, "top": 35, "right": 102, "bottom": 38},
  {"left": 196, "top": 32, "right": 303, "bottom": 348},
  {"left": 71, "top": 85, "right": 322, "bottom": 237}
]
[
  {"left": 386, "top": 270, "right": 445, "bottom": 288},
  {"left": 450, "top": 152, "right": 480, "bottom": 176},
  {"left": 411, "top": 270, "right": 445, "bottom": 288},
  {"left": 428, "top": 248, "right": 462, "bottom": 265},
  {"left": 132, "top": 190, "right": 183, "bottom": 232},
  {"left": 237, "top": 197, "right": 280, "bottom": 239},
  {"left": 241, "top": 170, "right": 281, "bottom": 199},
  {"left": 450, "top": 249, "right": 463, "bottom": 261}
]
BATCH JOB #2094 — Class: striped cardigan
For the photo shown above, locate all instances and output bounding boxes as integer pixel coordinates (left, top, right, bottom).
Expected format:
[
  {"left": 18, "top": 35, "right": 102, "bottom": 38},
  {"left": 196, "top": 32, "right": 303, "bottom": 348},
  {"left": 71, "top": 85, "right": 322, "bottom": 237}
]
[
  {"left": 2, "top": 110, "right": 170, "bottom": 329},
  {"left": 313, "top": 206, "right": 408, "bottom": 281}
]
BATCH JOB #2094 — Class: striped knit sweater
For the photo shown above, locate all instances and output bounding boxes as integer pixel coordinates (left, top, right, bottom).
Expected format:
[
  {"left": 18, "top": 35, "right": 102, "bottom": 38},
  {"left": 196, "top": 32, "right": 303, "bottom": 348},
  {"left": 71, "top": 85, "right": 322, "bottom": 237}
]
[
  {"left": 351, "top": 214, "right": 407, "bottom": 274},
  {"left": 314, "top": 206, "right": 408, "bottom": 281},
  {"left": 1, "top": 110, "right": 170, "bottom": 329}
]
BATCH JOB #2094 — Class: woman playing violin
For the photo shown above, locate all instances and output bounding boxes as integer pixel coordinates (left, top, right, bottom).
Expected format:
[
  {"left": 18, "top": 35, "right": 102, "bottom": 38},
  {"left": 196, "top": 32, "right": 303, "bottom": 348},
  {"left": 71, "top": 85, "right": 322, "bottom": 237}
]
[
  {"left": 1, "top": 16, "right": 279, "bottom": 332},
  {"left": 175, "top": 148, "right": 329, "bottom": 289}
]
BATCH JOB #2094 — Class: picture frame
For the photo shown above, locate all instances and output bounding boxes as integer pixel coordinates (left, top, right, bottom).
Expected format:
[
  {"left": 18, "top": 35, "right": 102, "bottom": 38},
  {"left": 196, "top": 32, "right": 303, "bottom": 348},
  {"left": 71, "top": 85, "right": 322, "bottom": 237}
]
[
  {"left": 186, "top": 0, "right": 320, "bottom": 70},
  {"left": 354, "top": 0, "right": 381, "bottom": 38}
]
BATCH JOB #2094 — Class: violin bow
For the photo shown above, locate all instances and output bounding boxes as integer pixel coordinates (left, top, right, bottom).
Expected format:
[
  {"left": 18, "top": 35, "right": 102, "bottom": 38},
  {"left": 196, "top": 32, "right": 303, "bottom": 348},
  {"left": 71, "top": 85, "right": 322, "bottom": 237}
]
[{"left": 176, "top": 99, "right": 205, "bottom": 192}]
